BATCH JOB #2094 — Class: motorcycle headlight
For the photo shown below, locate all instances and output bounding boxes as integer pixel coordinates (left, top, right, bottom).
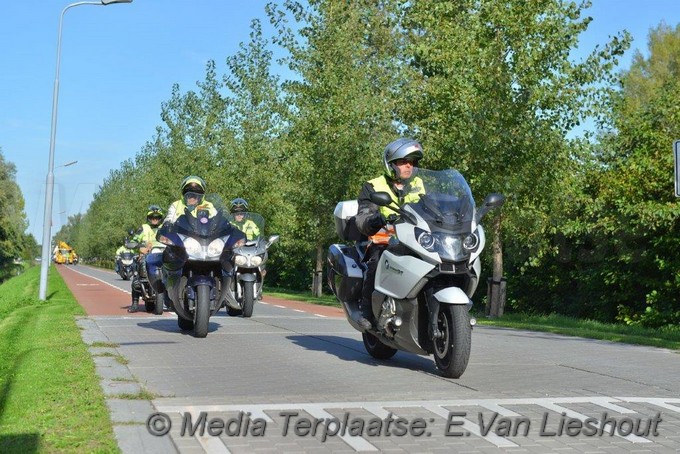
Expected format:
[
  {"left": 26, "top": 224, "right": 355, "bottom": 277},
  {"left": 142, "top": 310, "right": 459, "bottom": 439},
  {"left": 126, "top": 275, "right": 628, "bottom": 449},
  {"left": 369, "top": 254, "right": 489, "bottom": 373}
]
[
  {"left": 183, "top": 237, "right": 202, "bottom": 257},
  {"left": 121, "top": 259, "right": 133, "bottom": 265},
  {"left": 251, "top": 255, "right": 263, "bottom": 267},
  {"left": 463, "top": 232, "right": 479, "bottom": 251},
  {"left": 415, "top": 227, "right": 437, "bottom": 251},
  {"left": 207, "top": 238, "right": 225, "bottom": 258},
  {"left": 234, "top": 255, "right": 247, "bottom": 266}
]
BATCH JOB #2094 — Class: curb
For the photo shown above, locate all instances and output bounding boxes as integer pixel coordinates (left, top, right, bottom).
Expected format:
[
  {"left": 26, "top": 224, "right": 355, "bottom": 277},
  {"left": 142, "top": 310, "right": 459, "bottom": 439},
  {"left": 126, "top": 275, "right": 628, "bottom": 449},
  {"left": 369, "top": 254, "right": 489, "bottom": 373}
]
[{"left": 77, "top": 317, "right": 178, "bottom": 453}]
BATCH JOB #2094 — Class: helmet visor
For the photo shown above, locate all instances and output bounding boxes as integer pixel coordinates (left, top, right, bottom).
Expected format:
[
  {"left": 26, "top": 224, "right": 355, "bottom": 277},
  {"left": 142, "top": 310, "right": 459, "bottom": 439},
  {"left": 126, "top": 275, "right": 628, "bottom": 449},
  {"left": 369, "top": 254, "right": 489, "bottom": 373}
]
[
  {"left": 182, "top": 183, "right": 205, "bottom": 195},
  {"left": 183, "top": 192, "right": 203, "bottom": 206}
]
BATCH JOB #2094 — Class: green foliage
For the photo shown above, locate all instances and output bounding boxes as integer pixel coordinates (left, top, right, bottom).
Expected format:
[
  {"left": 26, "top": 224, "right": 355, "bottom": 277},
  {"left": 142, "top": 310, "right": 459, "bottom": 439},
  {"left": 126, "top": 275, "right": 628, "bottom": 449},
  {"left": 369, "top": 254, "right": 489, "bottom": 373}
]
[
  {"left": 513, "top": 23, "right": 680, "bottom": 328},
  {"left": 0, "top": 149, "right": 29, "bottom": 282}
]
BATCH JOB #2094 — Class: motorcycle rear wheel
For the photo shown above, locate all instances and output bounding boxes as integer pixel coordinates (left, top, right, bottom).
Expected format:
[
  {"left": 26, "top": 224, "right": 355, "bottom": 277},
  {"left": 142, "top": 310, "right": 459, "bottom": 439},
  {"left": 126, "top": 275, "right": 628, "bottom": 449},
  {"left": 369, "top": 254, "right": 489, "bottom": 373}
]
[
  {"left": 194, "top": 284, "right": 210, "bottom": 338},
  {"left": 433, "top": 304, "right": 471, "bottom": 379},
  {"left": 226, "top": 307, "right": 242, "bottom": 316},
  {"left": 178, "top": 317, "right": 193, "bottom": 331},
  {"left": 362, "top": 332, "right": 397, "bottom": 360}
]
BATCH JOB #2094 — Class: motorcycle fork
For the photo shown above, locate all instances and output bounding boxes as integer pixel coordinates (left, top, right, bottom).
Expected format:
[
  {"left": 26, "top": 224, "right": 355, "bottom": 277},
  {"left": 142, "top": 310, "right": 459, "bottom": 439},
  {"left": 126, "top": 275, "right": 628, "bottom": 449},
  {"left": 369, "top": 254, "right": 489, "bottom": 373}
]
[{"left": 425, "top": 288, "right": 443, "bottom": 339}]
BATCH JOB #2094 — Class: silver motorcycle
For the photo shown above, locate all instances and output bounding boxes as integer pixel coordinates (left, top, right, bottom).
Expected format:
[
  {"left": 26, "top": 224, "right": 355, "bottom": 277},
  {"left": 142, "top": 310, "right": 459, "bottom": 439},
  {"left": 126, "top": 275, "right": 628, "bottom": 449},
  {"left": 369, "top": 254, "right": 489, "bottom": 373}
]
[
  {"left": 328, "top": 168, "right": 504, "bottom": 378},
  {"left": 225, "top": 212, "right": 279, "bottom": 317}
]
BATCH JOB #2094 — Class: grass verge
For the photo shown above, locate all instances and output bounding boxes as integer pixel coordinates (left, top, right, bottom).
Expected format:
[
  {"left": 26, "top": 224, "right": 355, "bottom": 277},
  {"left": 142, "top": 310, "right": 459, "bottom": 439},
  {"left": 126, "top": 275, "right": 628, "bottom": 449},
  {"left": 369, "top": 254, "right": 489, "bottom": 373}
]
[
  {"left": 475, "top": 312, "right": 680, "bottom": 350},
  {"left": 0, "top": 266, "right": 118, "bottom": 453},
  {"left": 267, "top": 288, "right": 680, "bottom": 351}
]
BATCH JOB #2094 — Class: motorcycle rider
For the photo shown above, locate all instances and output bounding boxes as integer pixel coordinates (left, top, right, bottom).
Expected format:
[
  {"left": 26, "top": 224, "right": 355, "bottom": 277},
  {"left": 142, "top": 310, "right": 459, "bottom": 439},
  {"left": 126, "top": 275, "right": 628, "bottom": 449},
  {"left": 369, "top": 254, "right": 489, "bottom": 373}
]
[
  {"left": 163, "top": 176, "right": 216, "bottom": 224},
  {"left": 161, "top": 176, "right": 245, "bottom": 310},
  {"left": 128, "top": 205, "right": 165, "bottom": 313},
  {"left": 353, "top": 138, "right": 426, "bottom": 330},
  {"left": 229, "top": 198, "right": 261, "bottom": 240},
  {"left": 114, "top": 242, "right": 133, "bottom": 274}
]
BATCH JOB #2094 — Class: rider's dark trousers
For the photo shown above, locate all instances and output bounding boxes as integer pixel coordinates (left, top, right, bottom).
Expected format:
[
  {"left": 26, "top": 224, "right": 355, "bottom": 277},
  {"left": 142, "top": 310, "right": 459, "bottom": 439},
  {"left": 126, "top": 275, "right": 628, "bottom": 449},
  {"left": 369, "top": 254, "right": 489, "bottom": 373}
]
[{"left": 360, "top": 244, "right": 387, "bottom": 314}]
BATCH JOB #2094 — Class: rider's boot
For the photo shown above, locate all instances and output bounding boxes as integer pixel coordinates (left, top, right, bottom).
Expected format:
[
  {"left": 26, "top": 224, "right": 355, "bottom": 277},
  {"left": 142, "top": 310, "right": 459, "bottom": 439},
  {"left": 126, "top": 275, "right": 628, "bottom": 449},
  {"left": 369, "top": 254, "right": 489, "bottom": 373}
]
[
  {"left": 128, "top": 298, "right": 139, "bottom": 313},
  {"left": 350, "top": 301, "right": 373, "bottom": 331},
  {"left": 219, "top": 274, "right": 240, "bottom": 310}
]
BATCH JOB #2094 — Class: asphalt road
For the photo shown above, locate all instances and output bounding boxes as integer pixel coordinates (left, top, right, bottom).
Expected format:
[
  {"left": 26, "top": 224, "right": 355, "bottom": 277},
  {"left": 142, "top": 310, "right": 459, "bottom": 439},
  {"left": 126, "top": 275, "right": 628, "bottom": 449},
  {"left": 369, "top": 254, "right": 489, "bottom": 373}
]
[{"left": 58, "top": 264, "right": 680, "bottom": 453}]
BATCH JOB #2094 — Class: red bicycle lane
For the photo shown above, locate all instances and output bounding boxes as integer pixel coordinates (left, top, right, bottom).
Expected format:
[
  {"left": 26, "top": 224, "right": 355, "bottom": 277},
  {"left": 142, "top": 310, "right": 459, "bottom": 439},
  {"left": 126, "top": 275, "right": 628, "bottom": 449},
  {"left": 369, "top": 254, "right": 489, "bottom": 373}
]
[
  {"left": 55, "top": 264, "right": 345, "bottom": 319},
  {"left": 55, "top": 265, "right": 156, "bottom": 316}
]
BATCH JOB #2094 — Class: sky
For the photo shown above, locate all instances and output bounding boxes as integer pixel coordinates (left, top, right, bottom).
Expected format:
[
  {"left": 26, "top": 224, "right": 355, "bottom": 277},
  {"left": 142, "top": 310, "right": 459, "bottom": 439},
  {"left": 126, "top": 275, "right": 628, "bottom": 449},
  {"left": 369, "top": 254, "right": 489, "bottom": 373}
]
[{"left": 1, "top": 1, "right": 679, "bottom": 241}]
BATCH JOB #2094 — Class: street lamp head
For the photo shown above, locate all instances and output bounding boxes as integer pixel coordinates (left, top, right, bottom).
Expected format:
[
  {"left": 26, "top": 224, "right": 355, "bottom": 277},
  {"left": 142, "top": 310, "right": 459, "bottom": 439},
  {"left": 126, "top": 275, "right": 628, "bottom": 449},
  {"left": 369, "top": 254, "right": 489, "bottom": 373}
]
[
  {"left": 61, "top": 160, "right": 78, "bottom": 168},
  {"left": 101, "top": 0, "right": 133, "bottom": 4}
]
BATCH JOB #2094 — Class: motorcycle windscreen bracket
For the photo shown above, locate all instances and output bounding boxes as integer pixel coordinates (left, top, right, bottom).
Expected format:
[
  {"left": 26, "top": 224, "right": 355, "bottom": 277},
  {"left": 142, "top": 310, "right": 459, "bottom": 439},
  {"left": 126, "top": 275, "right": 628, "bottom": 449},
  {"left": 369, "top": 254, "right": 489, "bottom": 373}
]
[{"left": 374, "top": 250, "right": 436, "bottom": 299}]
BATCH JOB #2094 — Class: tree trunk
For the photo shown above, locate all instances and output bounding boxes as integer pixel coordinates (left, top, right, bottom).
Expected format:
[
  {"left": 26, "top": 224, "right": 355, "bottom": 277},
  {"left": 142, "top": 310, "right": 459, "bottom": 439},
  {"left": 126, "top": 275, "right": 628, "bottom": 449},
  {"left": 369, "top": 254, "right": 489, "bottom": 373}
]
[
  {"left": 312, "top": 243, "right": 324, "bottom": 297},
  {"left": 487, "top": 212, "right": 506, "bottom": 318}
]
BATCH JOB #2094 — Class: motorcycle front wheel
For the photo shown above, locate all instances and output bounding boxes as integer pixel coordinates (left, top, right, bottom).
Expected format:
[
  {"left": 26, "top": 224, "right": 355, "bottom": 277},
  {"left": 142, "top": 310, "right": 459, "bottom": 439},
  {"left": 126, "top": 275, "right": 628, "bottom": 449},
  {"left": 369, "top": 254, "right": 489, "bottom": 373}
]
[
  {"left": 153, "top": 291, "right": 165, "bottom": 315},
  {"left": 194, "top": 284, "right": 210, "bottom": 338},
  {"left": 362, "top": 332, "right": 397, "bottom": 360},
  {"left": 433, "top": 304, "right": 471, "bottom": 379},
  {"left": 241, "top": 281, "right": 255, "bottom": 318}
]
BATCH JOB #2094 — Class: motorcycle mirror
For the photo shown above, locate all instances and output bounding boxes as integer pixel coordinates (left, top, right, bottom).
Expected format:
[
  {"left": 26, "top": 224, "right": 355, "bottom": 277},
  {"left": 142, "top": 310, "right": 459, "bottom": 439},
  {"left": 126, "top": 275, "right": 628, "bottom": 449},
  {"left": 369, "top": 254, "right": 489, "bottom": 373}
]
[
  {"left": 475, "top": 193, "right": 505, "bottom": 222},
  {"left": 370, "top": 191, "right": 393, "bottom": 206},
  {"left": 267, "top": 234, "right": 280, "bottom": 246}
]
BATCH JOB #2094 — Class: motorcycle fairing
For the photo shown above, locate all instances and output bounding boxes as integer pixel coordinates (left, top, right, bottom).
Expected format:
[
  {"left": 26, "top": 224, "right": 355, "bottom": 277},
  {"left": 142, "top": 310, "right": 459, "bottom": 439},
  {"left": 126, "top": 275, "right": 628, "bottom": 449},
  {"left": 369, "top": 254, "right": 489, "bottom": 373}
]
[{"left": 374, "top": 250, "right": 435, "bottom": 299}]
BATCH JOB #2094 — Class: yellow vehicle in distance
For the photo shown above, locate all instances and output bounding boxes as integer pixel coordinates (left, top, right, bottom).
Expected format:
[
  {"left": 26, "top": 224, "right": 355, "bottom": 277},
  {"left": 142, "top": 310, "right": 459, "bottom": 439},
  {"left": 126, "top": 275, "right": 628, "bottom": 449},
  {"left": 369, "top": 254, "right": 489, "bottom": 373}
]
[{"left": 53, "top": 241, "right": 78, "bottom": 265}]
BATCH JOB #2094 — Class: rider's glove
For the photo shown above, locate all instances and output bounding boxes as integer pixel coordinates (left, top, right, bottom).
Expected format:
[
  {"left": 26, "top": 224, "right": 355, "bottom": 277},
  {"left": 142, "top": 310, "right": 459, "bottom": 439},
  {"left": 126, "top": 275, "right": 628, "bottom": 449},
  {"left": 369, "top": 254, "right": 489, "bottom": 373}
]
[{"left": 368, "top": 212, "right": 387, "bottom": 229}]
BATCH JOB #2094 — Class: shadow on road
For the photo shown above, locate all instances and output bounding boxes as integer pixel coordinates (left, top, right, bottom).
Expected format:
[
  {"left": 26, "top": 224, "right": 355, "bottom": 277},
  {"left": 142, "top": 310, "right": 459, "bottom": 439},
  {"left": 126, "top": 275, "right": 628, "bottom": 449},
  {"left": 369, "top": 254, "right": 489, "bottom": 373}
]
[
  {"left": 287, "top": 334, "right": 437, "bottom": 374},
  {"left": 135, "top": 318, "right": 222, "bottom": 336}
]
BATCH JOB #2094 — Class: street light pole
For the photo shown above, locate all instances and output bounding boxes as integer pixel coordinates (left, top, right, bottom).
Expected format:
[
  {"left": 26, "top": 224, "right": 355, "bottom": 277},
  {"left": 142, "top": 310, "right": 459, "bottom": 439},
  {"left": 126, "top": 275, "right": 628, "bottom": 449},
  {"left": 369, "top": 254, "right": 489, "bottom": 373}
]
[{"left": 39, "top": 0, "right": 132, "bottom": 301}]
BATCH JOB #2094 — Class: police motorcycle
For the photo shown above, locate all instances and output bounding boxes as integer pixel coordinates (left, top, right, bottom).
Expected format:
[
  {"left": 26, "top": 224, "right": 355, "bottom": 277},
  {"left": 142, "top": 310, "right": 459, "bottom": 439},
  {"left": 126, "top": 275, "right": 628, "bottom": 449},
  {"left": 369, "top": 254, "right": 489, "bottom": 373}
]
[
  {"left": 125, "top": 235, "right": 166, "bottom": 315},
  {"left": 116, "top": 250, "right": 135, "bottom": 281},
  {"left": 157, "top": 196, "right": 246, "bottom": 338},
  {"left": 327, "top": 168, "right": 504, "bottom": 378},
  {"left": 223, "top": 212, "right": 279, "bottom": 317}
]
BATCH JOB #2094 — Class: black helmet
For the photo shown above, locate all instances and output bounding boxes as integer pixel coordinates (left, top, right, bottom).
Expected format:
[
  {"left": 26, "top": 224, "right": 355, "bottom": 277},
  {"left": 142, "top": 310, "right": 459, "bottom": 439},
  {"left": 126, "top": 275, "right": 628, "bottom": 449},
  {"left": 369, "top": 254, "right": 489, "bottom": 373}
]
[
  {"left": 146, "top": 205, "right": 164, "bottom": 222},
  {"left": 180, "top": 176, "right": 207, "bottom": 195},
  {"left": 383, "top": 138, "right": 423, "bottom": 180},
  {"left": 230, "top": 198, "right": 249, "bottom": 213}
]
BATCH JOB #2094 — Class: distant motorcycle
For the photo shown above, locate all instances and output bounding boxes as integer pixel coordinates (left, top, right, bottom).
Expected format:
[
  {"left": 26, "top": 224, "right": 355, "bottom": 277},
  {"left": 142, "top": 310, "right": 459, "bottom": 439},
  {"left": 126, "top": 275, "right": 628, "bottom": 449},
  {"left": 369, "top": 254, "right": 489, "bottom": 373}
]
[
  {"left": 158, "top": 199, "right": 245, "bottom": 337},
  {"left": 328, "top": 168, "right": 504, "bottom": 378},
  {"left": 224, "top": 212, "right": 279, "bottom": 317},
  {"left": 126, "top": 240, "right": 166, "bottom": 315},
  {"left": 116, "top": 251, "right": 135, "bottom": 281}
]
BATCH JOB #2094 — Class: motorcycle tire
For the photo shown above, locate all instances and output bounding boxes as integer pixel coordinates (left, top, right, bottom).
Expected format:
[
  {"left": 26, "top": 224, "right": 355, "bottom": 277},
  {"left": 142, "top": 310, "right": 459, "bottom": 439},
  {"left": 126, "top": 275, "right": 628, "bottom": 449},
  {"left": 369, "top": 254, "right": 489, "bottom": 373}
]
[
  {"left": 241, "top": 281, "right": 255, "bottom": 318},
  {"left": 153, "top": 291, "right": 164, "bottom": 315},
  {"left": 362, "top": 332, "right": 397, "bottom": 360},
  {"left": 433, "top": 304, "right": 471, "bottom": 379},
  {"left": 178, "top": 317, "right": 193, "bottom": 331},
  {"left": 226, "top": 307, "right": 242, "bottom": 316},
  {"left": 194, "top": 284, "right": 210, "bottom": 338}
]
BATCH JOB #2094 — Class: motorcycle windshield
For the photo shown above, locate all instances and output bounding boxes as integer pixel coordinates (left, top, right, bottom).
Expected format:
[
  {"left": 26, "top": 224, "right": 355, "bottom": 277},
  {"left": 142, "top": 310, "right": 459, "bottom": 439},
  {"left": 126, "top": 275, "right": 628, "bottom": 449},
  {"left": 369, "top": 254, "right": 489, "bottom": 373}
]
[
  {"left": 227, "top": 212, "right": 265, "bottom": 243},
  {"left": 172, "top": 194, "right": 231, "bottom": 239},
  {"left": 120, "top": 252, "right": 134, "bottom": 260},
  {"left": 410, "top": 168, "right": 476, "bottom": 234}
]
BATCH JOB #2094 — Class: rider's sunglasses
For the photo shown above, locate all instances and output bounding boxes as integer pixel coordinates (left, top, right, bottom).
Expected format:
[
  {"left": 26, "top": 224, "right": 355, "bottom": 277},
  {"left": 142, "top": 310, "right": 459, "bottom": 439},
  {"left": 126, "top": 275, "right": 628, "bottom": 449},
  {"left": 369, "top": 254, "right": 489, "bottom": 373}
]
[{"left": 394, "top": 158, "right": 416, "bottom": 166}]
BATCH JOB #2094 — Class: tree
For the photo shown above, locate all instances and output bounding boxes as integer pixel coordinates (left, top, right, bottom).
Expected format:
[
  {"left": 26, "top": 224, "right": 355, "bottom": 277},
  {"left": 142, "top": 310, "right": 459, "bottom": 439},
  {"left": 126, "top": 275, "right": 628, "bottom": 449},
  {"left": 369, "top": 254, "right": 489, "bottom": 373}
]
[
  {"left": 268, "top": 0, "right": 404, "bottom": 295},
  {"left": 399, "top": 0, "right": 630, "bottom": 315},
  {"left": 575, "top": 23, "right": 680, "bottom": 327},
  {"left": 0, "top": 148, "right": 28, "bottom": 280}
]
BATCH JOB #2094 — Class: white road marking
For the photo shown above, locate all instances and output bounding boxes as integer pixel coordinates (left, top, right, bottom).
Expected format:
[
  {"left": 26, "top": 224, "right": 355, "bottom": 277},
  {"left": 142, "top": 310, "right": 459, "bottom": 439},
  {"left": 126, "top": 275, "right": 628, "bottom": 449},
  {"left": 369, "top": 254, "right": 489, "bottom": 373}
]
[{"left": 155, "top": 396, "right": 679, "bottom": 451}]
